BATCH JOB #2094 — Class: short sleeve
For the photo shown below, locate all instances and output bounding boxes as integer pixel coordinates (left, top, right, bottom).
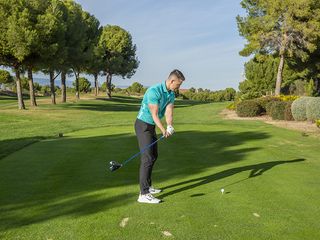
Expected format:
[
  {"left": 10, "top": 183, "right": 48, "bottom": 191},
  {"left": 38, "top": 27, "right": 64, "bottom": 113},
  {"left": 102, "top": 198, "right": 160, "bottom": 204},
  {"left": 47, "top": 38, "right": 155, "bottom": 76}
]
[{"left": 147, "top": 88, "right": 160, "bottom": 105}]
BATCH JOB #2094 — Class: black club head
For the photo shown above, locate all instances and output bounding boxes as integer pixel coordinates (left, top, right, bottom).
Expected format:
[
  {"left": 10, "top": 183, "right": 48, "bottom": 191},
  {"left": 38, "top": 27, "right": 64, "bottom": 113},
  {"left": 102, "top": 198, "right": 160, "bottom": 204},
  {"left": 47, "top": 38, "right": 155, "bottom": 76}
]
[{"left": 109, "top": 161, "right": 122, "bottom": 172}]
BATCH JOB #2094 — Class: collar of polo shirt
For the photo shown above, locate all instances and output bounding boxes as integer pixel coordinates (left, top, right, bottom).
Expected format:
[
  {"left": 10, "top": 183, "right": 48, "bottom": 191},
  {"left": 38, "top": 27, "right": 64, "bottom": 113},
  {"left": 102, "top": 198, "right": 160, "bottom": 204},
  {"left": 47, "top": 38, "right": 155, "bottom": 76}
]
[{"left": 162, "top": 81, "right": 170, "bottom": 93}]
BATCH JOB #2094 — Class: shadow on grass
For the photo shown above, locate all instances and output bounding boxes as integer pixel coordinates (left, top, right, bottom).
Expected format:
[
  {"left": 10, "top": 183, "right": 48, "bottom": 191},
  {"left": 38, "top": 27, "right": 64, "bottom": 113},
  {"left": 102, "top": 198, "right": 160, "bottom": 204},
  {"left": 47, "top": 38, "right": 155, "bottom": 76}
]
[
  {"left": 0, "top": 129, "right": 279, "bottom": 231},
  {"left": 0, "top": 136, "right": 46, "bottom": 160},
  {"left": 158, "top": 158, "right": 305, "bottom": 199}
]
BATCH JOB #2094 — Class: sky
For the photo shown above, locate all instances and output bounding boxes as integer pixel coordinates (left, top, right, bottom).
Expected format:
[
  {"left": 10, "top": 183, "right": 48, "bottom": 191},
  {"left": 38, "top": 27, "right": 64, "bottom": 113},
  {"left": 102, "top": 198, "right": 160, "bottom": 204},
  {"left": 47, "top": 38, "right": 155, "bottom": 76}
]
[
  {"left": 71, "top": 0, "right": 248, "bottom": 90},
  {"left": 52, "top": 0, "right": 249, "bottom": 90}
]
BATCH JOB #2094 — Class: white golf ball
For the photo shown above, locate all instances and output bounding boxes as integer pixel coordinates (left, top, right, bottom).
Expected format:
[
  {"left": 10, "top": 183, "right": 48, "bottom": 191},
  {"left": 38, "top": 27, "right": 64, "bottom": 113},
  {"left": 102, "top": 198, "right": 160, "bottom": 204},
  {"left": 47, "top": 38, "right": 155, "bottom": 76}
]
[{"left": 220, "top": 188, "right": 225, "bottom": 194}]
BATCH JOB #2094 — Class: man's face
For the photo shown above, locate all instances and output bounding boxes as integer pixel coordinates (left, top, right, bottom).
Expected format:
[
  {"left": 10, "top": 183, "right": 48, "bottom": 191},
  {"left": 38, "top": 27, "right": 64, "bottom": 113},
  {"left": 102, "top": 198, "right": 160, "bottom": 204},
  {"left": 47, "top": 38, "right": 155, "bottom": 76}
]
[{"left": 168, "top": 75, "right": 183, "bottom": 91}]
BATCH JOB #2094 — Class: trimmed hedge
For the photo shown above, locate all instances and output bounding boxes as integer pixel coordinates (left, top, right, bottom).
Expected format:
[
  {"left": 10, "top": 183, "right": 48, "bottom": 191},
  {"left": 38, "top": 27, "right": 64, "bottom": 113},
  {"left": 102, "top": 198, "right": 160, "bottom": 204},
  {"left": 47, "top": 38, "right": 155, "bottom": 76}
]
[
  {"left": 254, "top": 96, "right": 280, "bottom": 113},
  {"left": 306, "top": 97, "right": 320, "bottom": 122},
  {"left": 266, "top": 101, "right": 274, "bottom": 116},
  {"left": 291, "top": 97, "right": 311, "bottom": 121},
  {"left": 266, "top": 101, "right": 294, "bottom": 120},
  {"left": 284, "top": 101, "right": 294, "bottom": 121},
  {"left": 236, "top": 100, "right": 263, "bottom": 117},
  {"left": 267, "top": 101, "right": 286, "bottom": 120}
]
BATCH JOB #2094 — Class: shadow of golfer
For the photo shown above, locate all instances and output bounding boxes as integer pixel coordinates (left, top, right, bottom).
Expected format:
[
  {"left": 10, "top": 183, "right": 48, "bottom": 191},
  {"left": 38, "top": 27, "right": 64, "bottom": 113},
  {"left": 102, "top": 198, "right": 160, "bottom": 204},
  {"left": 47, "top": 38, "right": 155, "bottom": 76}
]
[{"left": 158, "top": 158, "right": 305, "bottom": 199}]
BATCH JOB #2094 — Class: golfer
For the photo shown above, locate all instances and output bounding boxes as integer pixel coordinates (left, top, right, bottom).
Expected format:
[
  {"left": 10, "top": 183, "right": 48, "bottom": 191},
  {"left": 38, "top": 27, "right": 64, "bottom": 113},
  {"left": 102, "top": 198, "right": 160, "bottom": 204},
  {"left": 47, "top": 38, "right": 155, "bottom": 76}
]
[{"left": 135, "top": 69, "right": 185, "bottom": 204}]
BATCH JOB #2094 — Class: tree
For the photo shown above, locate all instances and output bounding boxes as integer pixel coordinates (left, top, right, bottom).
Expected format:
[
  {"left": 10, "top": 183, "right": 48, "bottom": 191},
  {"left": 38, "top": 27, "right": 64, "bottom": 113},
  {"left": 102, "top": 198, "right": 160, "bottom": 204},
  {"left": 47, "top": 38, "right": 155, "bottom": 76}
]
[
  {"left": 97, "top": 25, "right": 139, "bottom": 98},
  {"left": 0, "top": 69, "right": 13, "bottom": 84},
  {"left": 73, "top": 77, "right": 91, "bottom": 93},
  {"left": 128, "top": 82, "right": 144, "bottom": 94},
  {"left": 18, "top": 0, "right": 52, "bottom": 107},
  {"left": 37, "top": 0, "right": 68, "bottom": 104},
  {"left": 223, "top": 88, "right": 236, "bottom": 101},
  {"left": 238, "top": 55, "right": 303, "bottom": 99},
  {"left": 61, "top": 1, "right": 100, "bottom": 101},
  {"left": 237, "top": 0, "right": 320, "bottom": 96},
  {"left": 0, "top": 0, "right": 39, "bottom": 109},
  {"left": 85, "top": 33, "right": 103, "bottom": 97},
  {"left": 189, "top": 87, "right": 196, "bottom": 93}
]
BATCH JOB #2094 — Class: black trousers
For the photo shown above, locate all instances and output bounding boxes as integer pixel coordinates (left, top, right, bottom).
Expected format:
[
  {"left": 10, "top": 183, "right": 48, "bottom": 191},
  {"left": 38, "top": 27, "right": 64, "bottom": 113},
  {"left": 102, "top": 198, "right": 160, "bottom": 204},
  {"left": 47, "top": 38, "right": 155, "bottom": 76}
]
[{"left": 134, "top": 118, "right": 158, "bottom": 194}]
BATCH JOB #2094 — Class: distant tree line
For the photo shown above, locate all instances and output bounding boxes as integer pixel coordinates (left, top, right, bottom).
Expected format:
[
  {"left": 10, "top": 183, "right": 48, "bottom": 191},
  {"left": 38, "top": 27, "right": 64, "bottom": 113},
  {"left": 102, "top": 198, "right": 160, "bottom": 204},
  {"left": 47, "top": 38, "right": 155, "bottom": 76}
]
[
  {"left": 180, "top": 87, "right": 236, "bottom": 102},
  {"left": 0, "top": 0, "right": 139, "bottom": 109}
]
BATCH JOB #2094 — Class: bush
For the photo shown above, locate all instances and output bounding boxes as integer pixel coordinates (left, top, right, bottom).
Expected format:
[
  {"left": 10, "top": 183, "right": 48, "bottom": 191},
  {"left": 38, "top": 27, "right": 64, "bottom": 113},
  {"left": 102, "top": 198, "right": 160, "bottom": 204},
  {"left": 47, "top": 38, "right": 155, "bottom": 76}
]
[
  {"left": 316, "top": 120, "right": 320, "bottom": 128},
  {"left": 266, "top": 101, "right": 275, "bottom": 116},
  {"left": 284, "top": 101, "right": 294, "bottom": 121},
  {"left": 236, "top": 100, "right": 263, "bottom": 117},
  {"left": 306, "top": 97, "right": 320, "bottom": 122},
  {"left": 279, "top": 95, "right": 299, "bottom": 102},
  {"left": 267, "top": 101, "right": 287, "bottom": 120},
  {"left": 226, "top": 102, "right": 236, "bottom": 110},
  {"left": 291, "top": 97, "right": 311, "bottom": 121},
  {"left": 255, "top": 96, "right": 280, "bottom": 113}
]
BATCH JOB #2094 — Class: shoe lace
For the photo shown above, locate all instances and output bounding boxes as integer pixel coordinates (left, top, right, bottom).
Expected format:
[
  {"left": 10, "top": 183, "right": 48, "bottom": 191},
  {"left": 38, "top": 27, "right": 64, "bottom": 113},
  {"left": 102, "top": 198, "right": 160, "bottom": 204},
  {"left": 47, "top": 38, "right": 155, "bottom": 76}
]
[{"left": 146, "top": 193, "right": 156, "bottom": 200}]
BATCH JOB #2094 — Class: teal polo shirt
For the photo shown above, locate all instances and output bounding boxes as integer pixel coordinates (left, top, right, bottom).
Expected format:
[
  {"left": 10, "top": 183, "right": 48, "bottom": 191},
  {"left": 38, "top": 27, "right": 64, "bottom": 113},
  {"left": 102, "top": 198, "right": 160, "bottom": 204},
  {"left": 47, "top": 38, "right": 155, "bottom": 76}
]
[{"left": 137, "top": 81, "right": 175, "bottom": 125}]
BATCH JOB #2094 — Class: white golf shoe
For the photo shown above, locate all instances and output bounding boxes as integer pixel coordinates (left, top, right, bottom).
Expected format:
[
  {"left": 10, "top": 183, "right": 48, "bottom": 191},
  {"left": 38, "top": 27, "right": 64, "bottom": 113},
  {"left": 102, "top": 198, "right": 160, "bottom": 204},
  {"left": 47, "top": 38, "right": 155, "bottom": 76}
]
[
  {"left": 137, "top": 193, "right": 161, "bottom": 204},
  {"left": 149, "top": 186, "right": 162, "bottom": 194}
]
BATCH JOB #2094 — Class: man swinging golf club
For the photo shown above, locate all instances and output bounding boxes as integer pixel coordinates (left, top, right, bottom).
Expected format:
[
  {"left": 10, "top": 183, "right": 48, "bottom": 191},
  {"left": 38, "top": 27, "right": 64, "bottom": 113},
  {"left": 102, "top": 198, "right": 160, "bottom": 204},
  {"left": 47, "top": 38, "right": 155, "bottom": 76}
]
[{"left": 135, "top": 69, "right": 185, "bottom": 204}]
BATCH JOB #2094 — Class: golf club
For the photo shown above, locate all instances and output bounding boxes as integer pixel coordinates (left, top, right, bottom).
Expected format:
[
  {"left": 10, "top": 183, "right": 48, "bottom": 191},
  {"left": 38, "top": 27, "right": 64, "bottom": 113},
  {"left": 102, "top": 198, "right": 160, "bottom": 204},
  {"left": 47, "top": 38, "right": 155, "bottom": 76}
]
[{"left": 109, "top": 135, "right": 165, "bottom": 172}]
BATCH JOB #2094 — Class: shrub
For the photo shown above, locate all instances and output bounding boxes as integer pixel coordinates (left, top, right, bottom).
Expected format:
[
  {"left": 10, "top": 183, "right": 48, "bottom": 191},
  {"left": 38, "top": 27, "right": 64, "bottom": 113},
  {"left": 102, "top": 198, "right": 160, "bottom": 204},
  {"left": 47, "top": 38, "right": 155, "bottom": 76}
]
[
  {"left": 291, "top": 97, "right": 311, "bottom": 121},
  {"left": 267, "top": 101, "right": 287, "bottom": 120},
  {"left": 226, "top": 102, "right": 236, "bottom": 110},
  {"left": 316, "top": 120, "right": 320, "bottom": 128},
  {"left": 236, "top": 100, "right": 263, "bottom": 117},
  {"left": 279, "top": 95, "right": 299, "bottom": 102},
  {"left": 266, "top": 101, "right": 275, "bottom": 116},
  {"left": 306, "top": 97, "right": 320, "bottom": 121},
  {"left": 284, "top": 101, "right": 294, "bottom": 121},
  {"left": 255, "top": 96, "right": 280, "bottom": 113}
]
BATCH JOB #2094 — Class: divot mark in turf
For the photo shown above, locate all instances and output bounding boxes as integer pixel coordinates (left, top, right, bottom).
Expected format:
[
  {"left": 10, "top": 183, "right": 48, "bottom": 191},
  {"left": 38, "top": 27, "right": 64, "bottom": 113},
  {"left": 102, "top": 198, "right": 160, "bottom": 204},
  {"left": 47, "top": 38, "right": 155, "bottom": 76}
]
[
  {"left": 162, "top": 231, "right": 173, "bottom": 237},
  {"left": 120, "top": 217, "right": 129, "bottom": 227}
]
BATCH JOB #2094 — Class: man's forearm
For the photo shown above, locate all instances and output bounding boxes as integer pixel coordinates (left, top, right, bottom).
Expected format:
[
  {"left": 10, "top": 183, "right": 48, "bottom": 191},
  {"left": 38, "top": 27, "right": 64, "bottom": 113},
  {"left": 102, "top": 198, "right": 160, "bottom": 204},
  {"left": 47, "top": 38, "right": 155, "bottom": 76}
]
[
  {"left": 166, "top": 114, "right": 173, "bottom": 126},
  {"left": 152, "top": 114, "right": 166, "bottom": 133},
  {"left": 165, "top": 105, "right": 173, "bottom": 126}
]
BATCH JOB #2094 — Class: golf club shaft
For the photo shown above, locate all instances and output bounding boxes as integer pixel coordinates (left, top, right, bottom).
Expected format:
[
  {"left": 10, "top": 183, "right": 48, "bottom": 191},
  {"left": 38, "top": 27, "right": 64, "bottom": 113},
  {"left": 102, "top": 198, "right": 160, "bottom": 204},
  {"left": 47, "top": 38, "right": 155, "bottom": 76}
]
[{"left": 122, "top": 135, "right": 165, "bottom": 166}]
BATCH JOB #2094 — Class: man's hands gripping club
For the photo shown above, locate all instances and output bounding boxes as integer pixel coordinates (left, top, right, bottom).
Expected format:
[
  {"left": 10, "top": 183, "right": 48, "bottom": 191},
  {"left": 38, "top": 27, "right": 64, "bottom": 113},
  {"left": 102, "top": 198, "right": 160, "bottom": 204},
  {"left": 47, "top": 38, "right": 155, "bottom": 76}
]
[{"left": 149, "top": 103, "right": 175, "bottom": 138}]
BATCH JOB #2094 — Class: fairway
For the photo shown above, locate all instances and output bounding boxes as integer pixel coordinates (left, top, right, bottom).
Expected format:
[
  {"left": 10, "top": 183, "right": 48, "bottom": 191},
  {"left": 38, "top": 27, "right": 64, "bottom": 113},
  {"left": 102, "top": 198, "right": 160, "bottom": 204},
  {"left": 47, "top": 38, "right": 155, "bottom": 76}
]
[{"left": 1, "top": 96, "right": 320, "bottom": 239}]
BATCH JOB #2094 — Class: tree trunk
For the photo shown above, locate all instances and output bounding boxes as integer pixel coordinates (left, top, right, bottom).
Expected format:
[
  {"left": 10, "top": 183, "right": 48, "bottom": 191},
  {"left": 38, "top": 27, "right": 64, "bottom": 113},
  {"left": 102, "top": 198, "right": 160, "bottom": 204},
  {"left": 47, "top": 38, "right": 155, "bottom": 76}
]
[
  {"left": 106, "top": 73, "right": 112, "bottom": 99},
  {"left": 275, "top": 53, "right": 285, "bottom": 96},
  {"left": 49, "top": 71, "right": 56, "bottom": 104},
  {"left": 75, "top": 72, "right": 80, "bottom": 100},
  {"left": 14, "top": 67, "right": 25, "bottom": 110},
  {"left": 28, "top": 67, "right": 37, "bottom": 107},
  {"left": 275, "top": 34, "right": 288, "bottom": 96},
  {"left": 94, "top": 73, "right": 99, "bottom": 96},
  {"left": 61, "top": 71, "right": 67, "bottom": 103}
]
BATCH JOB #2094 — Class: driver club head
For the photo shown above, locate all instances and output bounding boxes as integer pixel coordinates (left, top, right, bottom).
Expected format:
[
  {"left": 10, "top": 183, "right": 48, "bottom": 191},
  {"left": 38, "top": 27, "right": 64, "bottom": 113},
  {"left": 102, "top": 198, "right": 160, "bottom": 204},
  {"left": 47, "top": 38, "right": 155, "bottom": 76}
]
[{"left": 109, "top": 161, "right": 123, "bottom": 172}]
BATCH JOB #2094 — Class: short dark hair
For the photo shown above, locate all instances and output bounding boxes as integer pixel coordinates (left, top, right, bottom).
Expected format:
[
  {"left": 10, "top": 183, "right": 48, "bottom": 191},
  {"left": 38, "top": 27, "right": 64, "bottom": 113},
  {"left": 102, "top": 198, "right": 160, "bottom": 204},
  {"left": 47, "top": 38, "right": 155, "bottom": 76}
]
[{"left": 169, "top": 69, "right": 185, "bottom": 81}]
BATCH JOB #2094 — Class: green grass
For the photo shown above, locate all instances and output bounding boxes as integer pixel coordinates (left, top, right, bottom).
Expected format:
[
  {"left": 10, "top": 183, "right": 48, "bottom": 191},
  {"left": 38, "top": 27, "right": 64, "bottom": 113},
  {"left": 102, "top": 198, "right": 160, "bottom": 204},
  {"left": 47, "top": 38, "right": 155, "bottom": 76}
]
[{"left": 0, "top": 95, "right": 320, "bottom": 239}]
